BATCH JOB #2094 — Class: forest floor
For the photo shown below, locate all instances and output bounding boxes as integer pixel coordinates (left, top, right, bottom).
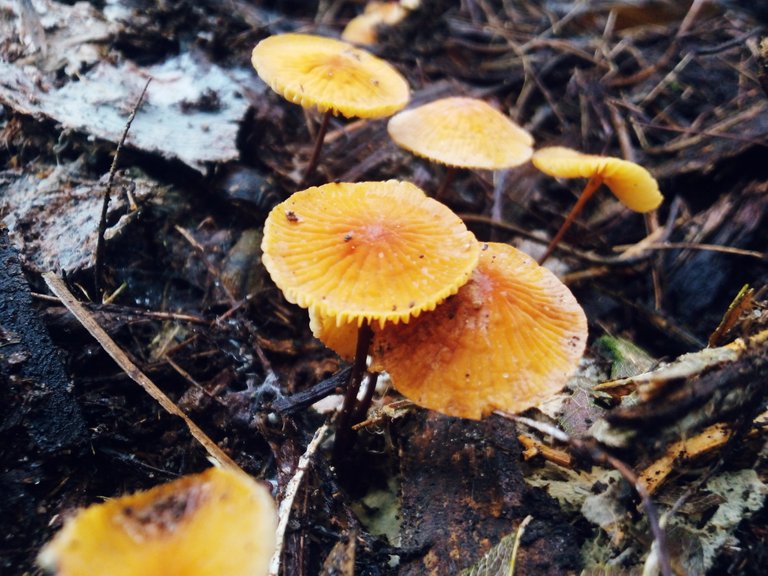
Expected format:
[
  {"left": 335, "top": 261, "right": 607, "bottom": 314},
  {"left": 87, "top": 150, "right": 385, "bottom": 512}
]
[{"left": 2, "top": 1, "right": 768, "bottom": 575}]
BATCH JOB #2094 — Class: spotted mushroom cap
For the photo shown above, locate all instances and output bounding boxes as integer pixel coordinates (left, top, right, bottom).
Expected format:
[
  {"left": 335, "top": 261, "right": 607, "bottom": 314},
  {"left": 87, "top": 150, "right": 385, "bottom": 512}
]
[
  {"left": 532, "top": 146, "right": 663, "bottom": 212},
  {"left": 371, "top": 242, "right": 588, "bottom": 419},
  {"left": 37, "top": 468, "right": 277, "bottom": 576},
  {"left": 251, "top": 33, "right": 410, "bottom": 118},
  {"left": 262, "top": 180, "right": 480, "bottom": 328},
  {"left": 387, "top": 97, "right": 534, "bottom": 170}
]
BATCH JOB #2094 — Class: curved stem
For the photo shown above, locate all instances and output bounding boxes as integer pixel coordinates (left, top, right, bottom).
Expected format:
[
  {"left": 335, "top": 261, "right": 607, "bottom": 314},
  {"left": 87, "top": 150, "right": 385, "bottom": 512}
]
[
  {"left": 300, "top": 110, "right": 332, "bottom": 187},
  {"left": 538, "top": 174, "right": 604, "bottom": 265},
  {"left": 332, "top": 321, "right": 373, "bottom": 462}
]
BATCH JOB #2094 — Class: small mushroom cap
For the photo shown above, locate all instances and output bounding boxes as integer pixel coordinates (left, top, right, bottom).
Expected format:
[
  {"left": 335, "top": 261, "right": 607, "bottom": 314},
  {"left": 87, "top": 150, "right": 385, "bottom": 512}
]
[
  {"left": 37, "top": 467, "right": 277, "bottom": 576},
  {"left": 341, "top": 2, "right": 409, "bottom": 46},
  {"left": 262, "top": 181, "right": 480, "bottom": 328},
  {"left": 532, "top": 146, "right": 663, "bottom": 212},
  {"left": 251, "top": 33, "right": 410, "bottom": 118},
  {"left": 387, "top": 97, "right": 534, "bottom": 170},
  {"left": 371, "top": 242, "right": 588, "bottom": 419}
]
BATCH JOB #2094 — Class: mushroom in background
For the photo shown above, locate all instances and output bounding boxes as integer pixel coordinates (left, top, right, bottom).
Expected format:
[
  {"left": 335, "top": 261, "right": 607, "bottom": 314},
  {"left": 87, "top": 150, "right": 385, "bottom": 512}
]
[
  {"left": 532, "top": 146, "right": 663, "bottom": 264},
  {"left": 387, "top": 96, "right": 534, "bottom": 200},
  {"left": 251, "top": 33, "right": 410, "bottom": 183}
]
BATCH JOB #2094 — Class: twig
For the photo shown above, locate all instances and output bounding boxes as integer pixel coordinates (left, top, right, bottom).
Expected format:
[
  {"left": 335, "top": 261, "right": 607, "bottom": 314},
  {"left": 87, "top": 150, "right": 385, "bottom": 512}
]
[
  {"left": 32, "top": 292, "right": 210, "bottom": 324},
  {"left": 270, "top": 422, "right": 330, "bottom": 576},
  {"left": 94, "top": 77, "right": 151, "bottom": 298},
  {"left": 508, "top": 515, "right": 533, "bottom": 576},
  {"left": 43, "top": 272, "right": 241, "bottom": 472},
  {"left": 612, "top": 242, "right": 766, "bottom": 260},
  {"left": 271, "top": 366, "right": 352, "bottom": 415}
]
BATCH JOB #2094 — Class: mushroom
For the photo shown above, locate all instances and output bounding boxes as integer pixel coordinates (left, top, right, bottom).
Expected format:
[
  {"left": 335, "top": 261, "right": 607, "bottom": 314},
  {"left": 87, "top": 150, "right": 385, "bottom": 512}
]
[
  {"left": 251, "top": 33, "right": 410, "bottom": 183},
  {"left": 387, "top": 96, "right": 534, "bottom": 199},
  {"left": 37, "top": 467, "right": 277, "bottom": 576},
  {"left": 261, "top": 180, "right": 480, "bottom": 452},
  {"left": 341, "top": 2, "right": 410, "bottom": 46},
  {"left": 370, "top": 242, "right": 588, "bottom": 419},
  {"left": 531, "top": 146, "right": 663, "bottom": 264}
]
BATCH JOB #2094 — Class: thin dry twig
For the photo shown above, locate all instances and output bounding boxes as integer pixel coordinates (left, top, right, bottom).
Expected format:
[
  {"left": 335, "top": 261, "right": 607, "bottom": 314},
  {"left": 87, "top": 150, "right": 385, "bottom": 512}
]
[
  {"left": 94, "top": 77, "right": 151, "bottom": 297},
  {"left": 613, "top": 241, "right": 766, "bottom": 260},
  {"left": 270, "top": 422, "right": 331, "bottom": 576},
  {"left": 43, "top": 272, "right": 241, "bottom": 471}
]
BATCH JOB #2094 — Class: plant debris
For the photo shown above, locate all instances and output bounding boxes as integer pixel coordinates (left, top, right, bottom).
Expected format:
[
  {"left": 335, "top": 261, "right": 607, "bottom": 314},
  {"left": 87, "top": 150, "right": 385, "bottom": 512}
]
[{"left": 2, "top": 1, "right": 768, "bottom": 575}]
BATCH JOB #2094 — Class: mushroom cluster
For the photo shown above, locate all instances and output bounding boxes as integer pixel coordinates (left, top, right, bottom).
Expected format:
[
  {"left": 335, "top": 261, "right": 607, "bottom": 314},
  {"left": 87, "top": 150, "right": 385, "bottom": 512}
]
[
  {"left": 247, "top": 31, "right": 667, "bottom": 438},
  {"left": 261, "top": 180, "right": 588, "bottom": 422}
]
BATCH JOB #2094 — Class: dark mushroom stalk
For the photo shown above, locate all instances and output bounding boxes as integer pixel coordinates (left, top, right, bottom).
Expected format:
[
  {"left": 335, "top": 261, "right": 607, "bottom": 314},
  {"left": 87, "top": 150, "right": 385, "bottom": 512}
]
[
  {"left": 332, "top": 320, "right": 375, "bottom": 460},
  {"left": 300, "top": 109, "right": 332, "bottom": 185}
]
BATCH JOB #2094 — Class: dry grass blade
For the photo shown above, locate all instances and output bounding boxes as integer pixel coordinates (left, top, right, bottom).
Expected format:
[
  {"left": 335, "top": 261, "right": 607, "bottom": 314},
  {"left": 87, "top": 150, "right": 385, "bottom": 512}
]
[{"left": 42, "top": 272, "right": 241, "bottom": 472}]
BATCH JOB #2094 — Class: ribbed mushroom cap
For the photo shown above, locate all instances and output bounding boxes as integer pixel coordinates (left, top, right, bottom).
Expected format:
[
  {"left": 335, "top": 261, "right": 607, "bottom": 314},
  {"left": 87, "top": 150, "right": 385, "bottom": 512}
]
[
  {"left": 532, "top": 146, "right": 663, "bottom": 212},
  {"left": 262, "top": 181, "right": 480, "bottom": 328},
  {"left": 251, "top": 33, "right": 410, "bottom": 118},
  {"left": 37, "top": 468, "right": 277, "bottom": 576},
  {"left": 387, "top": 97, "right": 534, "bottom": 170},
  {"left": 371, "top": 242, "right": 588, "bottom": 419}
]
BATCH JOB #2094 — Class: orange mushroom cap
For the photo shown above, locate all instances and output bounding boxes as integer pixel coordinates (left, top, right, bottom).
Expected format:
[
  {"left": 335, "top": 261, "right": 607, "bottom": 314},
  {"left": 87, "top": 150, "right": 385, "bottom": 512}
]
[
  {"left": 341, "top": 2, "right": 409, "bottom": 46},
  {"left": 262, "top": 180, "right": 480, "bottom": 328},
  {"left": 251, "top": 33, "right": 410, "bottom": 118},
  {"left": 531, "top": 146, "right": 663, "bottom": 212},
  {"left": 371, "top": 242, "right": 588, "bottom": 419},
  {"left": 37, "top": 467, "right": 277, "bottom": 576},
  {"left": 387, "top": 97, "right": 534, "bottom": 170},
  {"left": 309, "top": 307, "right": 361, "bottom": 361}
]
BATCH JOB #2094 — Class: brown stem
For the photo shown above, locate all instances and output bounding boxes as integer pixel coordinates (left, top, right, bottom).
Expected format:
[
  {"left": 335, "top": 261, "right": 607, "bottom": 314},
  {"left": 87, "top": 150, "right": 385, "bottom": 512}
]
[
  {"left": 434, "top": 167, "right": 457, "bottom": 202},
  {"left": 538, "top": 174, "right": 604, "bottom": 265},
  {"left": 300, "top": 110, "right": 332, "bottom": 187},
  {"left": 332, "top": 321, "right": 374, "bottom": 462},
  {"left": 351, "top": 371, "right": 380, "bottom": 425}
]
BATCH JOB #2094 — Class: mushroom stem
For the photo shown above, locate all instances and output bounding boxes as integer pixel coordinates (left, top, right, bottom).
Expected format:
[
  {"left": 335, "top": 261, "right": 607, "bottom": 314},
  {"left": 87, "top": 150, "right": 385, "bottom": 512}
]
[
  {"left": 538, "top": 173, "right": 604, "bottom": 265},
  {"left": 351, "top": 371, "right": 380, "bottom": 425},
  {"left": 300, "top": 110, "right": 332, "bottom": 186},
  {"left": 434, "top": 167, "right": 457, "bottom": 202},
  {"left": 333, "top": 320, "right": 374, "bottom": 461}
]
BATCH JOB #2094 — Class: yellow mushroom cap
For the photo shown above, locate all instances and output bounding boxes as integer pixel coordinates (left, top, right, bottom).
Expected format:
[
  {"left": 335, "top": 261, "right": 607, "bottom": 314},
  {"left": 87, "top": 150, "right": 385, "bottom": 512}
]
[
  {"left": 341, "top": 2, "right": 409, "bottom": 46},
  {"left": 531, "top": 146, "right": 663, "bottom": 212},
  {"left": 387, "top": 97, "right": 534, "bottom": 170},
  {"left": 37, "top": 467, "right": 277, "bottom": 576},
  {"left": 371, "top": 242, "right": 588, "bottom": 419},
  {"left": 261, "top": 180, "right": 480, "bottom": 328},
  {"left": 251, "top": 33, "right": 410, "bottom": 118}
]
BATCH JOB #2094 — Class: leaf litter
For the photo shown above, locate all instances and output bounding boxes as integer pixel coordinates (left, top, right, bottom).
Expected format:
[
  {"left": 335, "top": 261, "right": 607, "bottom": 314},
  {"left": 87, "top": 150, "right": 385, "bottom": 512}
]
[{"left": 1, "top": 1, "right": 768, "bottom": 575}]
